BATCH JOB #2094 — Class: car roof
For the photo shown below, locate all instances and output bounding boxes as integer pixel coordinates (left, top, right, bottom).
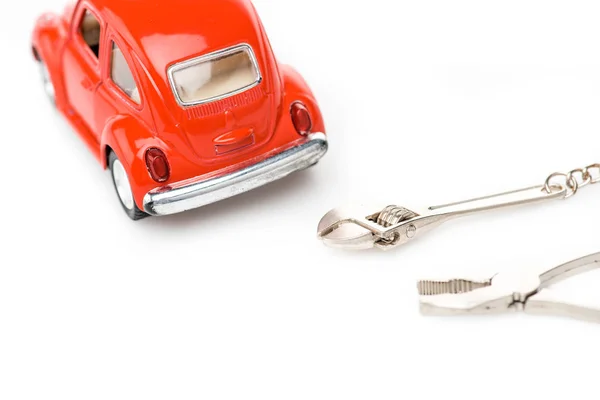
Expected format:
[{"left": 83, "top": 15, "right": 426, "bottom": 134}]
[{"left": 91, "top": 0, "right": 262, "bottom": 81}]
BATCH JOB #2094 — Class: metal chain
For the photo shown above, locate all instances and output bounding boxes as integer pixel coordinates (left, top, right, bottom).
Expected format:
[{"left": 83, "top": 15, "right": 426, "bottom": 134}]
[{"left": 543, "top": 163, "right": 600, "bottom": 199}]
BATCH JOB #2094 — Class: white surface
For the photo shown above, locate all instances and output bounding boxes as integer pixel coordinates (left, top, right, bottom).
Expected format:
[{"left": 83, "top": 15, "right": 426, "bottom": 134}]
[{"left": 2, "top": 1, "right": 600, "bottom": 399}]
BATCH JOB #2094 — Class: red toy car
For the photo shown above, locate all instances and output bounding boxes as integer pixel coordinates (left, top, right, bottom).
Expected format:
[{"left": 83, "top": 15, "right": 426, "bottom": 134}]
[{"left": 32, "top": 0, "right": 328, "bottom": 220}]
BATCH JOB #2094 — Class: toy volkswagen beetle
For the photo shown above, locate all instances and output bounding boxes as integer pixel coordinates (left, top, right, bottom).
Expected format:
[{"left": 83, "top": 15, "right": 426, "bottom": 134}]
[{"left": 32, "top": 0, "right": 328, "bottom": 220}]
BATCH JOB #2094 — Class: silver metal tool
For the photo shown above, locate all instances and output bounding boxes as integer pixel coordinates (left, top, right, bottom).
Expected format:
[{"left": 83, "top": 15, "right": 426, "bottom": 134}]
[
  {"left": 417, "top": 252, "right": 600, "bottom": 323},
  {"left": 318, "top": 164, "right": 599, "bottom": 250}
]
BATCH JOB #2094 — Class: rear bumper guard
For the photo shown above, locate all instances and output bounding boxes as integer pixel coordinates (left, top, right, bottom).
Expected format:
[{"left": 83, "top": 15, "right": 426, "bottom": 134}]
[{"left": 143, "top": 133, "right": 328, "bottom": 216}]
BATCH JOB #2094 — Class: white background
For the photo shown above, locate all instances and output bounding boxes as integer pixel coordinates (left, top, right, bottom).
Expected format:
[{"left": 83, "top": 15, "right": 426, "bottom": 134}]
[{"left": 2, "top": 0, "right": 600, "bottom": 399}]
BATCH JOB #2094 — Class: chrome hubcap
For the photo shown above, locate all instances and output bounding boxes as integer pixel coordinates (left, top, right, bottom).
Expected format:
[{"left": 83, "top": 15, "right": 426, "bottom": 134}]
[
  {"left": 112, "top": 159, "right": 135, "bottom": 211},
  {"left": 40, "top": 63, "right": 55, "bottom": 101}
]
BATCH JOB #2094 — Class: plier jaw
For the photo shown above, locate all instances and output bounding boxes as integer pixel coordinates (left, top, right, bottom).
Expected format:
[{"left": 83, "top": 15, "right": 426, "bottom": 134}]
[{"left": 418, "top": 273, "right": 541, "bottom": 316}]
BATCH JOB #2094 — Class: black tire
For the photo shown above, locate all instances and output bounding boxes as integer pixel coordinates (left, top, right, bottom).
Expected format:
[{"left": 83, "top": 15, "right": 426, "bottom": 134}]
[{"left": 108, "top": 152, "right": 149, "bottom": 221}]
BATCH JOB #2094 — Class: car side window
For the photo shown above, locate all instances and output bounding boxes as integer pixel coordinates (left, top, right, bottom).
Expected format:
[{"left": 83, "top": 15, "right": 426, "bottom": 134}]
[
  {"left": 110, "top": 42, "right": 141, "bottom": 104},
  {"left": 79, "top": 10, "right": 101, "bottom": 58}
]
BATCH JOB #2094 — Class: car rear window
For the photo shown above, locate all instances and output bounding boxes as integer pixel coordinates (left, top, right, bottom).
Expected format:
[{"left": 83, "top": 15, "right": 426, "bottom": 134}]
[{"left": 168, "top": 44, "right": 261, "bottom": 106}]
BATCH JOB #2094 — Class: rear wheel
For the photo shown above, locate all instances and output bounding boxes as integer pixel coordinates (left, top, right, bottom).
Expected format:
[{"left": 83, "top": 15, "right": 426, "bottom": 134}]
[
  {"left": 109, "top": 152, "right": 148, "bottom": 221},
  {"left": 38, "top": 59, "right": 55, "bottom": 105}
]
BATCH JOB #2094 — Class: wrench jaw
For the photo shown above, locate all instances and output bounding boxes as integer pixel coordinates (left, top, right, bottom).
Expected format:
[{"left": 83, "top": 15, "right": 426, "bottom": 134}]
[
  {"left": 317, "top": 204, "right": 437, "bottom": 251},
  {"left": 317, "top": 204, "right": 434, "bottom": 250},
  {"left": 317, "top": 205, "right": 385, "bottom": 250}
]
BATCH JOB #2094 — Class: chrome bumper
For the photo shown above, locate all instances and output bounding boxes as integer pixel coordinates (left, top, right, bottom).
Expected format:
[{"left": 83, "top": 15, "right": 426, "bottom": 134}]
[{"left": 143, "top": 133, "right": 328, "bottom": 216}]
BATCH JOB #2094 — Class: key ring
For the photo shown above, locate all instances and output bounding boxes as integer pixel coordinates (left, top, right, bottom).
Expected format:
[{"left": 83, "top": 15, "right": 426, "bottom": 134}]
[
  {"left": 543, "top": 172, "right": 578, "bottom": 198},
  {"left": 543, "top": 165, "right": 597, "bottom": 199}
]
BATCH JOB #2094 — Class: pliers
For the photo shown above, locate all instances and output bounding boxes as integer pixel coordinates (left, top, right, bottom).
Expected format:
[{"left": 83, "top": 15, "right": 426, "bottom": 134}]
[{"left": 418, "top": 252, "right": 600, "bottom": 323}]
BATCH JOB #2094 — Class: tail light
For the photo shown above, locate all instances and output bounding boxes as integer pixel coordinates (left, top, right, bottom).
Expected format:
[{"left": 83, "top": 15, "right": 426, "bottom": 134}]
[
  {"left": 145, "top": 148, "right": 170, "bottom": 183},
  {"left": 290, "top": 102, "right": 312, "bottom": 136}
]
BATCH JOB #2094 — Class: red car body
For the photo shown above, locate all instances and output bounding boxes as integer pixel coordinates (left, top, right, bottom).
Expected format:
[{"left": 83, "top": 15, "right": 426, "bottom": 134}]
[{"left": 32, "top": 0, "right": 327, "bottom": 219}]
